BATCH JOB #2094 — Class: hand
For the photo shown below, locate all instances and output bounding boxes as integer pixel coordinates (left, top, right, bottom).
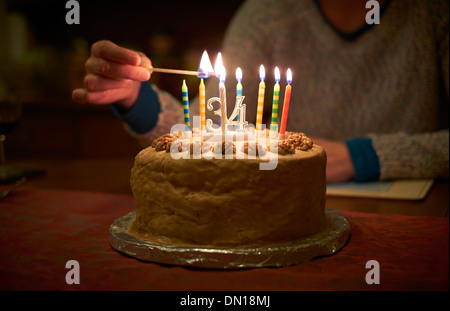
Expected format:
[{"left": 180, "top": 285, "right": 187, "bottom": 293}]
[
  {"left": 312, "top": 138, "right": 355, "bottom": 183},
  {"left": 72, "top": 40, "right": 152, "bottom": 110}
]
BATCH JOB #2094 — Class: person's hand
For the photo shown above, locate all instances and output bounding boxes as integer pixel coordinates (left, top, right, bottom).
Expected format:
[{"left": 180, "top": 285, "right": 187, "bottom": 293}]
[
  {"left": 312, "top": 138, "right": 355, "bottom": 183},
  {"left": 72, "top": 40, "right": 151, "bottom": 110}
]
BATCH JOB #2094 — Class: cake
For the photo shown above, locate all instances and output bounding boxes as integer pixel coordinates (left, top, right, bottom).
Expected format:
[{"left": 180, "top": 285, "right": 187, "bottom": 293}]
[{"left": 128, "top": 130, "right": 328, "bottom": 248}]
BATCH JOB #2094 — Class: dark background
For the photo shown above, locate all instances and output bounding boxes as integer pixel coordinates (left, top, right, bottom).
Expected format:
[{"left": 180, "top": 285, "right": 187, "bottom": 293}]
[{"left": 1, "top": 0, "right": 243, "bottom": 159}]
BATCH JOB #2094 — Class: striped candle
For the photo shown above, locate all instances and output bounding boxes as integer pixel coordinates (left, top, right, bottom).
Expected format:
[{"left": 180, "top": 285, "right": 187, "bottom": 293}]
[
  {"left": 199, "top": 78, "right": 205, "bottom": 131},
  {"left": 182, "top": 80, "right": 190, "bottom": 130},
  {"left": 270, "top": 66, "right": 281, "bottom": 132},
  {"left": 256, "top": 65, "right": 265, "bottom": 131}
]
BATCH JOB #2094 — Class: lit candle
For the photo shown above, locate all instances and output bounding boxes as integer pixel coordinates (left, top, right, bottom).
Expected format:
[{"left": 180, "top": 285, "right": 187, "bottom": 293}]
[
  {"left": 279, "top": 68, "right": 292, "bottom": 136},
  {"left": 197, "top": 51, "right": 213, "bottom": 132},
  {"left": 236, "top": 67, "right": 242, "bottom": 122},
  {"left": 199, "top": 78, "right": 205, "bottom": 131},
  {"left": 270, "top": 66, "right": 281, "bottom": 133},
  {"left": 256, "top": 65, "right": 265, "bottom": 132},
  {"left": 182, "top": 80, "right": 190, "bottom": 131},
  {"left": 236, "top": 67, "right": 243, "bottom": 97}
]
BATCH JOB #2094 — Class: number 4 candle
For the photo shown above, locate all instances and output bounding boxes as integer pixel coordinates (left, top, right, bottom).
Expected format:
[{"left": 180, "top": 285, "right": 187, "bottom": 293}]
[{"left": 279, "top": 68, "right": 292, "bottom": 137}]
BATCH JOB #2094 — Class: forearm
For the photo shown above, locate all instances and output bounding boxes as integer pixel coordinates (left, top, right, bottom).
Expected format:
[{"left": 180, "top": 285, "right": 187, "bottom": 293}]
[{"left": 369, "top": 130, "right": 449, "bottom": 180}]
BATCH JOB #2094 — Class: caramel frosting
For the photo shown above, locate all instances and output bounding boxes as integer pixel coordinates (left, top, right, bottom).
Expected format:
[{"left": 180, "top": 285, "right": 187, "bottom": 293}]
[
  {"left": 129, "top": 131, "right": 327, "bottom": 248},
  {"left": 150, "top": 130, "right": 314, "bottom": 157}
]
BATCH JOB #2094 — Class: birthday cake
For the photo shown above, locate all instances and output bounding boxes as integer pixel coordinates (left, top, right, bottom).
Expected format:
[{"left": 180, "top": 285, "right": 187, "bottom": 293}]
[{"left": 128, "top": 130, "right": 327, "bottom": 248}]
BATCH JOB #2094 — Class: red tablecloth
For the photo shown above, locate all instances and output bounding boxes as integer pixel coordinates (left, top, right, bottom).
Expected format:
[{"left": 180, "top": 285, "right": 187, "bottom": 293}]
[{"left": 0, "top": 188, "right": 448, "bottom": 291}]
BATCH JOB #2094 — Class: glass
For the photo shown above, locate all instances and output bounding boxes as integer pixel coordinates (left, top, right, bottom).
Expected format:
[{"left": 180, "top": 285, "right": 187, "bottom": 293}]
[{"left": 0, "top": 93, "right": 25, "bottom": 183}]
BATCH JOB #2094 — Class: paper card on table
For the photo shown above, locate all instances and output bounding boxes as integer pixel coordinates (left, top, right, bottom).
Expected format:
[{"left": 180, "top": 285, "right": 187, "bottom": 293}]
[{"left": 326, "top": 179, "right": 434, "bottom": 200}]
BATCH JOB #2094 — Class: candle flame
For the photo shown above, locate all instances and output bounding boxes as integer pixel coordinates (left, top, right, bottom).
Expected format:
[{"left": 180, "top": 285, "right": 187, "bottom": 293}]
[
  {"left": 286, "top": 68, "right": 292, "bottom": 84},
  {"left": 198, "top": 50, "right": 214, "bottom": 78},
  {"left": 214, "top": 52, "right": 223, "bottom": 76},
  {"left": 259, "top": 65, "right": 265, "bottom": 81},
  {"left": 274, "top": 66, "right": 280, "bottom": 82},
  {"left": 236, "top": 67, "right": 242, "bottom": 82},
  {"left": 220, "top": 66, "right": 226, "bottom": 83}
]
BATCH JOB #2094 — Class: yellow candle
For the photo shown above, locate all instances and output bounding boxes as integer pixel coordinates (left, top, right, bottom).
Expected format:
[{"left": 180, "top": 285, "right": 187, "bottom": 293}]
[
  {"left": 256, "top": 65, "right": 265, "bottom": 132},
  {"left": 199, "top": 78, "right": 205, "bottom": 131}
]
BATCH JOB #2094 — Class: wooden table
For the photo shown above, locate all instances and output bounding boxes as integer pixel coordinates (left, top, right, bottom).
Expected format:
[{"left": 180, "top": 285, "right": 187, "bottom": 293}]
[
  {"left": 1, "top": 156, "right": 448, "bottom": 295},
  {"left": 8, "top": 156, "right": 450, "bottom": 217}
]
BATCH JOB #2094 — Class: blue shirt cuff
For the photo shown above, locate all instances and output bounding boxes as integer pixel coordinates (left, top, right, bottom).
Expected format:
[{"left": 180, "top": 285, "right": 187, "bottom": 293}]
[
  {"left": 345, "top": 138, "right": 380, "bottom": 182},
  {"left": 111, "top": 81, "right": 160, "bottom": 134}
]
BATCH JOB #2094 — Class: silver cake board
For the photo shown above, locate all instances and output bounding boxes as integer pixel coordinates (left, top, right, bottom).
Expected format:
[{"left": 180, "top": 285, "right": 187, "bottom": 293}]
[{"left": 109, "top": 208, "right": 350, "bottom": 269}]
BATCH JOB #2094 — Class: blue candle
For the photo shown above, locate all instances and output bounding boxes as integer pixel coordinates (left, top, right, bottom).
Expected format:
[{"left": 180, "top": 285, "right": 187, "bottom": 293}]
[{"left": 182, "top": 80, "right": 190, "bottom": 130}]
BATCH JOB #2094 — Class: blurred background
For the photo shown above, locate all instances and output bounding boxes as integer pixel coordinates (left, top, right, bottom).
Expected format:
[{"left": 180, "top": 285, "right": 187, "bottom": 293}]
[{"left": 0, "top": 0, "right": 243, "bottom": 193}]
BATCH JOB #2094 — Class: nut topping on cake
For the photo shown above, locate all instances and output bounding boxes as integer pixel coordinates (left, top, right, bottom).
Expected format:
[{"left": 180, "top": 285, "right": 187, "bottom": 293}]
[
  {"left": 151, "top": 134, "right": 178, "bottom": 151},
  {"left": 151, "top": 131, "right": 313, "bottom": 156},
  {"left": 211, "top": 141, "right": 236, "bottom": 155},
  {"left": 283, "top": 131, "right": 314, "bottom": 151},
  {"left": 242, "top": 142, "right": 267, "bottom": 157}
]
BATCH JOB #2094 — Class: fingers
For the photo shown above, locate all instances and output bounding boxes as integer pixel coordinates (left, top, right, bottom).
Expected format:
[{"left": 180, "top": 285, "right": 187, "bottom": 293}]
[
  {"left": 136, "top": 51, "right": 152, "bottom": 70},
  {"left": 72, "top": 40, "right": 152, "bottom": 107},
  {"left": 86, "top": 56, "right": 150, "bottom": 81},
  {"left": 88, "top": 40, "right": 151, "bottom": 81},
  {"left": 72, "top": 87, "right": 131, "bottom": 105},
  {"left": 84, "top": 74, "right": 133, "bottom": 92},
  {"left": 91, "top": 40, "right": 140, "bottom": 66}
]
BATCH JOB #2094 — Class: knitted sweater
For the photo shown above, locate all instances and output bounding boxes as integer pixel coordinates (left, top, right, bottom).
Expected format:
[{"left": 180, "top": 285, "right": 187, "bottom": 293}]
[{"left": 115, "top": 0, "right": 449, "bottom": 181}]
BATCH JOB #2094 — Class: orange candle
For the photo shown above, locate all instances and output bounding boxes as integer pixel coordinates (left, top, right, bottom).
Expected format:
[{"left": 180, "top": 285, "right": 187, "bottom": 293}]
[
  {"left": 197, "top": 51, "right": 213, "bottom": 132},
  {"left": 279, "top": 68, "right": 292, "bottom": 136},
  {"left": 199, "top": 78, "right": 205, "bottom": 131}
]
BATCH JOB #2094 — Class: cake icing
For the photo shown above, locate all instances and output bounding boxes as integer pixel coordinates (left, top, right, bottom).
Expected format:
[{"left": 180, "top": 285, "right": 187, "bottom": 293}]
[{"left": 129, "top": 131, "right": 327, "bottom": 248}]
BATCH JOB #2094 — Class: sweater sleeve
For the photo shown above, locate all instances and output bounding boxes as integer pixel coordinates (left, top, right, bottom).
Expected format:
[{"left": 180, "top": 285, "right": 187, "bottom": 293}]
[
  {"left": 111, "top": 81, "right": 160, "bottom": 134},
  {"left": 345, "top": 138, "right": 380, "bottom": 182},
  {"left": 112, "top": 81, "right": 184, "bottom": 148},
  {"left": 369, "top": 130, "right": 449, "bottom": 180}
]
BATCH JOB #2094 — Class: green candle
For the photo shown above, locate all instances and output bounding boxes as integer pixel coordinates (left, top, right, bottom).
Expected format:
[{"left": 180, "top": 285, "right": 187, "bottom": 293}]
[{"left": 270, "top": 66, "right": 281, "bottom": 132}]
